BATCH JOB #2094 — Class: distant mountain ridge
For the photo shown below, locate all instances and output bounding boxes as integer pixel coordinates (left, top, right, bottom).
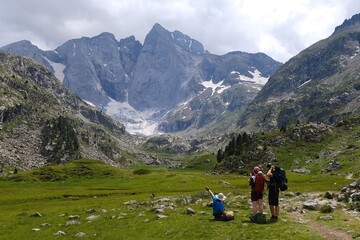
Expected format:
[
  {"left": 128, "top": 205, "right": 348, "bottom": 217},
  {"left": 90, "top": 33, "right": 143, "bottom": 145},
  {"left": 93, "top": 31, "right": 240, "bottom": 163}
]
[
  {"left": 0, "top": 23, "right": 282, "bottom": 135},
  {"left": 238, "top": 13, "right": 360, "bottom": 131}
]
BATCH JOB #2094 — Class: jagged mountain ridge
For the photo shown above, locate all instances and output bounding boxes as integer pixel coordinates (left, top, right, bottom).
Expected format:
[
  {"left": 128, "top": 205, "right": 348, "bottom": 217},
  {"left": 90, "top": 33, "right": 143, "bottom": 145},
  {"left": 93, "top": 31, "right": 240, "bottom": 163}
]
[
  {"left": 238, "top": 13, "right": 360, "bottom": 131},
  {"left": 0, "top": 23, "right": 282, "bottom": 135},
  {"left": 0, "top": 52, "right": 149, "bottom": 170}
]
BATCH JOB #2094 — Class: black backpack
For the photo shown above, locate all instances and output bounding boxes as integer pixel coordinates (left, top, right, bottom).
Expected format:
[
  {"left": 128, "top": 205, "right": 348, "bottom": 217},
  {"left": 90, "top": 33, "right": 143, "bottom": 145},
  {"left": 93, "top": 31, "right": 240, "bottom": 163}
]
[{"left": 272, "top": 166, "right": 288, "bottom": 191}]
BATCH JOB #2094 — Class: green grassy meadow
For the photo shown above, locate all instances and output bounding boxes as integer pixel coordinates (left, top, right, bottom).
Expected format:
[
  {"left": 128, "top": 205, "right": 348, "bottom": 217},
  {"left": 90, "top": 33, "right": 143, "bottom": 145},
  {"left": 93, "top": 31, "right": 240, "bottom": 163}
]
[{"left": 0, "top": 159, "right": 358, "bottom": 240}]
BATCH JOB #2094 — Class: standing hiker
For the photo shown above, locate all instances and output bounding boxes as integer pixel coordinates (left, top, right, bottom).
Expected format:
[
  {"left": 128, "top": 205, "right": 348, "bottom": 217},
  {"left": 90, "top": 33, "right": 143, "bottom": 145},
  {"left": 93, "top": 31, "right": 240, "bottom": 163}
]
[
  {"left": 205, "top": 186, "right": 234, "bottom": 221},
  {"left": 249, "top": 166, "right": 266, "bottom": 223},
  {"left": 267, "top": 163, "right": 280, "bottom": 221}
]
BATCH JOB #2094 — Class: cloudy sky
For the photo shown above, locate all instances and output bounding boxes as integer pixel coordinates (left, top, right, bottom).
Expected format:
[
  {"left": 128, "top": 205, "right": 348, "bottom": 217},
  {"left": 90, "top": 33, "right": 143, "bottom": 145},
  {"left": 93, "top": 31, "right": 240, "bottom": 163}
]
[{"left": 1, "top": 0, "right": 360, "bottom": 63}]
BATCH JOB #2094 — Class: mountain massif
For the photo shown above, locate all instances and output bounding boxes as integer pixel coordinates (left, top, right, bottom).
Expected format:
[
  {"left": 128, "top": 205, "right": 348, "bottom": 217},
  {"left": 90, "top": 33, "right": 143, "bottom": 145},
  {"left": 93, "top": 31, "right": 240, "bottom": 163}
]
[
  {"left": 0, "top": 24, "right": 282, "bottom": 135},
  {"left": 2, "top": 13, "right": 360, "bottom": 171},
  {"left": 238, "top": 13, "right": 360, "bottom": 131}
]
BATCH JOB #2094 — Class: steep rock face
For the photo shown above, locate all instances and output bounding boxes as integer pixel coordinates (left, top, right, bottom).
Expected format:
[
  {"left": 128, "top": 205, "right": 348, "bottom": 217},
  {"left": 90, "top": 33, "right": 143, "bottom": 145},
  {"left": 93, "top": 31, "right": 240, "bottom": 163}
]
[
  {"left": 239, "top": 13, "right": 360, "bottom": 131},
  {"left": 0, "top": 24, "right": 282, "bottom": 135},
  {"left": 128, "top": 24, "right": 205, "bottom": 111},
  {"left": 55, "top": 32, "right": 129, "bottom": 107},
  {"left": 119, "top": 36, "right": 142, "bottom": 75}
]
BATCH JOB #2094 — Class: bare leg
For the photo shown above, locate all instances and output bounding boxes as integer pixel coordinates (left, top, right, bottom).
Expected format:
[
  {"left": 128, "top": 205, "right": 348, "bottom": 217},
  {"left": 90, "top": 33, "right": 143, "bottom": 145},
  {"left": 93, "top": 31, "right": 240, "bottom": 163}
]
[
  {"left": 258, "top": 199, "right": 263, "bottom": 213},
  {"left": 275, "top": 205, "right": 279, "bottom": 217},
  {"left": 269, "top": 205, "right": 275, "bottom": 216},
  {"left": 225, "top": 211, "right": 234, "bottom": 220},
  {"left": 252, "top": 201, "right": 257, "bottom": 215}
]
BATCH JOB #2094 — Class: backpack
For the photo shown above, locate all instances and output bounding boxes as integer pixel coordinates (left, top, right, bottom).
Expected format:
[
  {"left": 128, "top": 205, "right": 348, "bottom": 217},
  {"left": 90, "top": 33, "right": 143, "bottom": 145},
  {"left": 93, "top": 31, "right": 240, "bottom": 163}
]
[
  {"left": 272, "top": 166, "right": 288, "bottom": 191},
  {"left": 254, "top": 174, "right": 265, "bottom": 193},
  {"left": 253, "top": 213, "right": 267, "bottom": 224}
]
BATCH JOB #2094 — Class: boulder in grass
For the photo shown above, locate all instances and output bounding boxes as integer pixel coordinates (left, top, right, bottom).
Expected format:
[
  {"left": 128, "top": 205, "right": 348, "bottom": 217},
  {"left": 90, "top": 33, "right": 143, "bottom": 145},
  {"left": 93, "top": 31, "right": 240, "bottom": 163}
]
[
  {"left": 31, "top": 212, "right": 42, "bottom": 217},
  {"left": 156, "top": 214, "right": 168, "bottom": 220},
  {"left": 185, "top": 208, "right": 196, "bottom": 215}
]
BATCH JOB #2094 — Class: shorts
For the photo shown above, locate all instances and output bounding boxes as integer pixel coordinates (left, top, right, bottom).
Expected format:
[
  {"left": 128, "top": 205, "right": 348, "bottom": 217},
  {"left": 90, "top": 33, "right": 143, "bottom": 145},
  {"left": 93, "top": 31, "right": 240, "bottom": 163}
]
[
  {"left": 213, "top": 213, "right": 234, "bottom": 221},
  {"left": 251, "top": 191, "right": 263, "bottom": 201},
  {"left": 268, "top": 186, "right": 279, "bottom": 206}
]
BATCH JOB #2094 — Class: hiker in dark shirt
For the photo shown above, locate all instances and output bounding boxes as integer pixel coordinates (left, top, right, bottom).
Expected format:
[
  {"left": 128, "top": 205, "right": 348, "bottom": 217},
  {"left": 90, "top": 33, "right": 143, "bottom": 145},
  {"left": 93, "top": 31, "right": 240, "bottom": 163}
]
[
  {"left": 267, "top": 163, "right": 280, "bottom": 221},
  {"left": 249, "top": 166, "right": 265, "bottom": 222},
  {"left": 205, "top": 186, "right": 234, "bottom": 221}
]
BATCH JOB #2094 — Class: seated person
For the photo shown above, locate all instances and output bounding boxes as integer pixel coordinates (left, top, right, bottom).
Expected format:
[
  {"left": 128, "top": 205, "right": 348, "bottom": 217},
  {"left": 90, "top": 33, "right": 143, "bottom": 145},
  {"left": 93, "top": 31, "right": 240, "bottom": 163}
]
[{"left": 205, "top": 186, "right": 234, "bottom": 221}]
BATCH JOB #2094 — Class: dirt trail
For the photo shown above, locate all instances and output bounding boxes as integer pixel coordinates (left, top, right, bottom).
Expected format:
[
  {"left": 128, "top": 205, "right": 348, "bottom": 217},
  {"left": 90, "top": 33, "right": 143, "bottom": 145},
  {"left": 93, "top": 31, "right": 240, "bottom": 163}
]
[{"left": 288, "top": 212, "right": 353, "bottom": 240}]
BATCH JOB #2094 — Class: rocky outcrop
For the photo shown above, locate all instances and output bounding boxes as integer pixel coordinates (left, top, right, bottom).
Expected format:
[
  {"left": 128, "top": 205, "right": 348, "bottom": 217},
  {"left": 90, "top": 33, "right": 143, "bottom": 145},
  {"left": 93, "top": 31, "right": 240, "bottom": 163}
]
[{"left": 0, "top": 52, "right": 140, "bottom": 170}]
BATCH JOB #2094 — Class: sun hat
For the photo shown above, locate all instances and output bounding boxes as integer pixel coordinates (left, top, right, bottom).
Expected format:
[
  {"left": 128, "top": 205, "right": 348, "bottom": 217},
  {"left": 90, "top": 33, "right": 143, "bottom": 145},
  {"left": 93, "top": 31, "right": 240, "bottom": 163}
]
[
  {"left": 215, "top": 193, "right": 226, "bottom": 201},
  {"left": 253, "top": 166, "right": 260, "bottom": 173}
]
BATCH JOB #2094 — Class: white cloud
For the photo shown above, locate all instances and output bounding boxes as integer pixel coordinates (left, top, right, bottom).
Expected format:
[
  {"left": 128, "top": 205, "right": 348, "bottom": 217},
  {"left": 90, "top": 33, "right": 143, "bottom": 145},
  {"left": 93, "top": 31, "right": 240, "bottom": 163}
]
[{"left": 0, "top": 0, "right": 360, "bottom": 62}]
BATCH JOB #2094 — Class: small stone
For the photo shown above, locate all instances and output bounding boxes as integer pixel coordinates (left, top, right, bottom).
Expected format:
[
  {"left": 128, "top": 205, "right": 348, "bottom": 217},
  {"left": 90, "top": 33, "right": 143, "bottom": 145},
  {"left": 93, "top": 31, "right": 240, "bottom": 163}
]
[
  {"left": 303, "top": 201, "right": 317, "bottom": 210},
  {"left": 32, "top": 228, "right": 40, "bottom": 231},
  {"left": 40, "top": 223, "right": 51, "bottom": 227},
  {"left": 86, "top": 215, "right": 99, "bottom": 221},
  {"left": 319, "top": 215, "right": 334, "bottom": 220},
  {"left": 31, "top": 212, "right": 42, "bottom": 217},
  {"left": 123, "top": 200, "right": 137, "bottom": 205},
  {"left": 156, "top": 214, "right": 168, "bottom": 220},
  {"left": 65, "top": 220, "right": 81, "bottom": 226},
  {"left": 185, "top": 207, "right": 196, "bottom": 215},
  {"left": 155, "top": 209, "right": 164, "bottom": 213},
  {"left": 86, "top": 208, "right": 96, "bottom": 213},
  {"left": 75, "top": 232, "right": 86, "bottom": 238},
  {"left": 54, "top": 231, "right": 66, "bottom": 235},
  {"left": 68, "top": 215, "right": 80, "bottom": 220}
]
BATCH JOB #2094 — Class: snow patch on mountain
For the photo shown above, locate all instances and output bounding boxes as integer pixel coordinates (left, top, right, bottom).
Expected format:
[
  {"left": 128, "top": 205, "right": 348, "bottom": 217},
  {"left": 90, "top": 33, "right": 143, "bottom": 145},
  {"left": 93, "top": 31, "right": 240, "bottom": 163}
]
[
  {"left": 106, "top": 99, "right": 159, "bottom": 136},
  {"left": 231, "top": 69, "right": 269, "bottom": 85},
  {"left": 46, "top": 58, "right": 66, "bottom": 83},
  {"left": 201, "top": 79, "right": 230, "bottom": 95}
]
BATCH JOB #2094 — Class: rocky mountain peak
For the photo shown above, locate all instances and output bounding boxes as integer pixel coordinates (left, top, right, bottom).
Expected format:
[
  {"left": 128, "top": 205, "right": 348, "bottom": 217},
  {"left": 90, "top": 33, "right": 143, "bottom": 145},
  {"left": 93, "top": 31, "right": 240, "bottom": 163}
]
[{"left": 334, "top": 13, "right": 360, "bottom": 34}]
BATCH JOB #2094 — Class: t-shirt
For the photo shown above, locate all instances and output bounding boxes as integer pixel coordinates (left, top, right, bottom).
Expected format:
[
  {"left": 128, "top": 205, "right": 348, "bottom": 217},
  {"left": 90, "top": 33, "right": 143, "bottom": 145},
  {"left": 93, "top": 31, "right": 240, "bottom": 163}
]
[{"left": 212, "top": 195, "right": 225, "bottom": 215}]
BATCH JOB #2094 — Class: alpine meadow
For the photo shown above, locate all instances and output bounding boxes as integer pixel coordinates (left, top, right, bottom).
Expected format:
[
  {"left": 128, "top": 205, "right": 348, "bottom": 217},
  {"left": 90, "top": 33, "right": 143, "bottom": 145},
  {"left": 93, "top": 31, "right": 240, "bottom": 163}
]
[{"left": 1, "top": 8, "right": 360, "bottom": 240}]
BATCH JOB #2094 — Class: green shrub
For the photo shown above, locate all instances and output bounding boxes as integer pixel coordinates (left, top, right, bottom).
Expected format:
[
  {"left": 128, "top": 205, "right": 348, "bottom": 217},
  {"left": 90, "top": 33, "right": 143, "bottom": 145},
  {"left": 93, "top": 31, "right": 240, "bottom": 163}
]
[
  {"left": 133, "top": 168, "right": 151, "bottom": 175},
  {"left": 320, "top": 204, "right": 334, "bottom": 213}
]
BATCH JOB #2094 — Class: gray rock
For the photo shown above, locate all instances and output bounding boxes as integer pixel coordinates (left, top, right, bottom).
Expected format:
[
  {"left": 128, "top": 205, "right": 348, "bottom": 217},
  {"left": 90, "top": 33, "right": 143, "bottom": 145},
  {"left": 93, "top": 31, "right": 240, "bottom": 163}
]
[
  {"left": 86, "top": 208, "right": 96, "bottom": 213},
  {"left": 65, "top": 220, "right": 81, "bottom": 226},
  {"left": 75, "top": 232, "right": 86, "bottom": 238},
  {"left": 68, "top": 215, "right": 80, "bottom": 220},
  {"left": 303, "top": 201, "right": 318, "bottom": 210},
  {"left": 319, "top": 215, "right": 334, "bottom": 220},
  {"left": 123, "top": 200, "right": 137, "bottom": 205},
  {"left": 155, "top": 209, "right": 164, "bottom": 214},
  {"left": 54, "top": 231, "right": 66, "bottom": 235},
  {"left": 86, "top": 215, "right": 99, "bottom": 221},
  {"left": 293, "top": 168, "right": 310, "bottom": 174},
  {"left": 156, "top": 214, "right": 168, "bottom": 220},
  {"left": 185, "top": 208, "right": 196, "bottom": 215},
  {"left": 31, "top": 212, "right": 42, "bottom": 217}
]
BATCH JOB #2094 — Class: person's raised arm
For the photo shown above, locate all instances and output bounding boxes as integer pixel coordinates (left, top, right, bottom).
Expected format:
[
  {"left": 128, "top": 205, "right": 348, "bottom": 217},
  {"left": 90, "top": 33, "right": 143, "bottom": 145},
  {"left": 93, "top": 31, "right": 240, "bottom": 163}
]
[{"left": 205, "top": 186, "right": 215, "bottom": 197}]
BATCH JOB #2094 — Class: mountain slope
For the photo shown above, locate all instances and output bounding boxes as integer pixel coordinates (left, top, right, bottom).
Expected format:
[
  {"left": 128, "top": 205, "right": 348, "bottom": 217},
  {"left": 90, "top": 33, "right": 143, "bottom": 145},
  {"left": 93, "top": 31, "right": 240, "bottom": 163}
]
[
  {"left": 0, "top": 52, "right": 143, "bottom": 170},
  {"left": 0, "top": 24, "right": 282, "bottom": 135},
  {"left": 238, "top": 13, "right": 360, "bottom": 131}
]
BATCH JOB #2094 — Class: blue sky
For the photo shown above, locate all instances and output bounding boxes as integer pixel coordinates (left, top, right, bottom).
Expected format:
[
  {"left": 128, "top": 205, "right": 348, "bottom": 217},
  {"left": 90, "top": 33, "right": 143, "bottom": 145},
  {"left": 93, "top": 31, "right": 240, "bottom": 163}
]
[{"left": 1, "top": 0, "right": 360, "bottom": 62}]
